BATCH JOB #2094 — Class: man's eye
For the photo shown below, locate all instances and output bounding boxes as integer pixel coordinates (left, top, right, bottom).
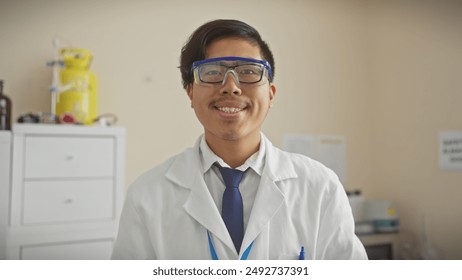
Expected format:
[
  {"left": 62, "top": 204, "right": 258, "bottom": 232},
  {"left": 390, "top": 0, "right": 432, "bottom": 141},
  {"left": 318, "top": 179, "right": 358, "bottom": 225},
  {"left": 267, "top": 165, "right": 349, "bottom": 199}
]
[
  {"left": 204, "top": 70, "right": 221, "bottom": 76},
  {"left": 241, "top": 69, "right": 256, "bottom": 75},
  {"left": 238, "top": 66, "right": 261, "bottom": 75}
]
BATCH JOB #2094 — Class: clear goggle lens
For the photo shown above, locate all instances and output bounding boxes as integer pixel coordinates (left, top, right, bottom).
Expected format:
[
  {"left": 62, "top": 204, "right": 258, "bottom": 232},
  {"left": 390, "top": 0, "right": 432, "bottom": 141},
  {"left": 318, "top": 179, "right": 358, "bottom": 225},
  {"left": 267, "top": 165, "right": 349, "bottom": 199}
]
[{"left": 192, "top": 56, "right": 272, "bottom": 85}]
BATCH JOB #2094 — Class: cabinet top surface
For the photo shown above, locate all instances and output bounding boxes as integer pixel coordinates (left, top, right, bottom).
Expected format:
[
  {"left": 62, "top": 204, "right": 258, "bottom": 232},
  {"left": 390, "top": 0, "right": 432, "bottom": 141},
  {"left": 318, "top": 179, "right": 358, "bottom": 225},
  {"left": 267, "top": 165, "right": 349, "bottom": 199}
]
[
  {"left": 12, "top": 124, "right": 125, "bottom": 136},
  {"left": 0, "top": 130, "right": 12, "bottom": 141}
]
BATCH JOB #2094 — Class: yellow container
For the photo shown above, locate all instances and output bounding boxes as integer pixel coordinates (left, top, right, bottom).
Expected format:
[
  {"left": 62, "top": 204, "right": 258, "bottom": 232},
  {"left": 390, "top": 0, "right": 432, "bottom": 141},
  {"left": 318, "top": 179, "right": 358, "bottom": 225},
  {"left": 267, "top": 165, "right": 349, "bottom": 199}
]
[{"left": 55, "top": 48, "right": 98, "bottom": 124}]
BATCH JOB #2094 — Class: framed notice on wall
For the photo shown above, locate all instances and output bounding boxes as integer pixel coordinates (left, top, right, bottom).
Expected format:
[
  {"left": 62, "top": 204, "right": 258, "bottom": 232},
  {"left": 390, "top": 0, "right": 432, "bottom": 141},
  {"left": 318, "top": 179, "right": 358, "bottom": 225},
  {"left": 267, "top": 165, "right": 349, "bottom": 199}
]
[{"left": 439, "top": 131, "right": 462, "bottom": 172}]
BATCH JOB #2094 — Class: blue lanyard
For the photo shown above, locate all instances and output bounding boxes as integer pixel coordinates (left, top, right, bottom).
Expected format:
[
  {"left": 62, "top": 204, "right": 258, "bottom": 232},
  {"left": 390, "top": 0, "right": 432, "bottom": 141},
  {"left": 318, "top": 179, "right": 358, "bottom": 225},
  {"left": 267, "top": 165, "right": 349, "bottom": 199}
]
[{"left": 207, "top": 231, "right": 254, "bottom": 260}]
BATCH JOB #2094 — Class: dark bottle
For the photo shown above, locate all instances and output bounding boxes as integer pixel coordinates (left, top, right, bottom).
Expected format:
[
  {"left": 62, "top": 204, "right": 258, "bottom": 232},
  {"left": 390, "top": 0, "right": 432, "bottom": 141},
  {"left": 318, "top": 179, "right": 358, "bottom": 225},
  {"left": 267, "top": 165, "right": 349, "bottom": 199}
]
[{"left": 0, "top": 80, "right": 12, "bottom": 130}]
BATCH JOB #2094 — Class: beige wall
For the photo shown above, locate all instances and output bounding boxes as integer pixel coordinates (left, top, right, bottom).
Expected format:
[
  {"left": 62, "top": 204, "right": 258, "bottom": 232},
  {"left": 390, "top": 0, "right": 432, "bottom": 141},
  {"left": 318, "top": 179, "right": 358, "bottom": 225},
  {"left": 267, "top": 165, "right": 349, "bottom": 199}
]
[
  {"left": 367, "top": 1, "right": 462, "bottom": 259},
  {"left": 0, "top": 0, "right": 460, "bottom": 259}
]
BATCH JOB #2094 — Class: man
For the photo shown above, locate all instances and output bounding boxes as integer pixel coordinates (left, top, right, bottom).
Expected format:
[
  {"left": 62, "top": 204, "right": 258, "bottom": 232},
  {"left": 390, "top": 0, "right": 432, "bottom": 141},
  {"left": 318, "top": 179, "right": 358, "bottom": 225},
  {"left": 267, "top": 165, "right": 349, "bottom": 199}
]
[{"left": 112, "top": 19, "right": 367, "bottom": 260}]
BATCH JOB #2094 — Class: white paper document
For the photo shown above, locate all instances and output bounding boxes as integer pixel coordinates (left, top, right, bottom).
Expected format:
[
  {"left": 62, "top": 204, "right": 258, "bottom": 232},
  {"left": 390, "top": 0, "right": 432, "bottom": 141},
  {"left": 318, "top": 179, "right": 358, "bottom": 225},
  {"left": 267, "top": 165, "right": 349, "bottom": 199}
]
[
  {"left": 439, "top": 131, "right": 462, "bottom": 171},
  {"left": 283, "top": 134, "right": 346, "bottom": 183}
]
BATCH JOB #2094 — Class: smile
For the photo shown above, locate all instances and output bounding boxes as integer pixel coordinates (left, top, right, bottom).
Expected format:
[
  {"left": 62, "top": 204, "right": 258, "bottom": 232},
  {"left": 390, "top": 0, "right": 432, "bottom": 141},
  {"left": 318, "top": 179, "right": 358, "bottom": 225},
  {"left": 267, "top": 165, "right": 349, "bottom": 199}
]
[{"left": 216, "top": 107, "right": 244, "bottom": 113}]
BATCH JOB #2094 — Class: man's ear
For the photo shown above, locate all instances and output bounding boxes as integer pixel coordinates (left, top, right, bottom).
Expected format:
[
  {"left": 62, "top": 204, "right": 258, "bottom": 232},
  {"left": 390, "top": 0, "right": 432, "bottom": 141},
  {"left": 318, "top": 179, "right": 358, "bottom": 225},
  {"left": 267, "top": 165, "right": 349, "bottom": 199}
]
[
  {"left": 269, "top": 83, "right": 276, "bottom": 108},
  {"left": 186, "top": 84, "right": 193, "bottom": 101}
]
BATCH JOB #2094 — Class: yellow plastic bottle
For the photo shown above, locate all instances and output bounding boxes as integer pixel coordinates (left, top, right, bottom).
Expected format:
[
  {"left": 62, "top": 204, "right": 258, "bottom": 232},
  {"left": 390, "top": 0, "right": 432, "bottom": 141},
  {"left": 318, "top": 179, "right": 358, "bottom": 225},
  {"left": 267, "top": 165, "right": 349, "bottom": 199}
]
[{"left": 55, "top": 48, "right": 98, "bottom": 124}]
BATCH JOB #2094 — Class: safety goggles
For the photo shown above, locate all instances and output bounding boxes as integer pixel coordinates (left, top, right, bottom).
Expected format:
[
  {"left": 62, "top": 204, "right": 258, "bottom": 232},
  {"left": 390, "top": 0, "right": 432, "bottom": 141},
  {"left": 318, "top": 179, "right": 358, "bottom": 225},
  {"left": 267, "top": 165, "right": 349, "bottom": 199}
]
[{"left": 191, "top": 56, "right": 273, "bottom": 85}]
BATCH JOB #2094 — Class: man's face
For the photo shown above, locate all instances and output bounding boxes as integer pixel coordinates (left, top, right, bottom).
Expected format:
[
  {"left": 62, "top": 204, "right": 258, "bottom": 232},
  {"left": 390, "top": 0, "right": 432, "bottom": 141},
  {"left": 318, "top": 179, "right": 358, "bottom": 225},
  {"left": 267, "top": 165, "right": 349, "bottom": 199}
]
[{"left": 187, "top": 38, "right": 276, "bottom": 145}]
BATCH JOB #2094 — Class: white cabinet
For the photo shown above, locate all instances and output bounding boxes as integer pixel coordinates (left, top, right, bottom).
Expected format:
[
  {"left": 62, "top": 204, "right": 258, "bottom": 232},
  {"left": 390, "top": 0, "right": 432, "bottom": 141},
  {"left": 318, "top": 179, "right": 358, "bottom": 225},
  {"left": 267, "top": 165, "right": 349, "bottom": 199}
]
[
  {"left": 358, "top": 233, "right": 399, "bottom": 259},
  {"left": 3, "top": 124, "right": 125, "bottom": 259},
  {"left": 0, "top": 131, "right": 11, "bottom": 259}
]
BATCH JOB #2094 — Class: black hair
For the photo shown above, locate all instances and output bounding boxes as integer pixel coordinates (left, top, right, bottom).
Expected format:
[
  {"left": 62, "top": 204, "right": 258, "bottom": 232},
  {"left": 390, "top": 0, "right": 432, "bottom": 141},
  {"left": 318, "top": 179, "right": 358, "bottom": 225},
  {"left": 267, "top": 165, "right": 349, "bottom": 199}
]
[{"left": 179, "top": 19, "right": 275, "bottom": 89}]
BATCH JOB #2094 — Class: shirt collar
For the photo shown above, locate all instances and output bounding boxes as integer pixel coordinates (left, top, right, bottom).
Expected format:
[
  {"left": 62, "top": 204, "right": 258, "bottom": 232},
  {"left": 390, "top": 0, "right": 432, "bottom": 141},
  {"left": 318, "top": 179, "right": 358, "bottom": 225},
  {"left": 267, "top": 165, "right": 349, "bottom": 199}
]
[{"left": 199, "top": 134, "right": 266, "bottom": 176}]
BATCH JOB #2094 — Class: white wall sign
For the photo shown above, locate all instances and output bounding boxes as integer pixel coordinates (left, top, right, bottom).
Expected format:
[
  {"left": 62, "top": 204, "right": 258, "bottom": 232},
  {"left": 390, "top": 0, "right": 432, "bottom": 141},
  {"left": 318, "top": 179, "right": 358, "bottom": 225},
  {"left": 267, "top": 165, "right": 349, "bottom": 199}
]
[
  {"left": 282, "top": 134, "right": 315, "bottom": 158},
  {"left": 283, "top": 134, "right": 346, "bottom": 183},
  {"left": 439, "top": 131, "right": 462, "bottom": 171},
  {"left": 317, "top": 136, "right": 347, "bottom": 183}
]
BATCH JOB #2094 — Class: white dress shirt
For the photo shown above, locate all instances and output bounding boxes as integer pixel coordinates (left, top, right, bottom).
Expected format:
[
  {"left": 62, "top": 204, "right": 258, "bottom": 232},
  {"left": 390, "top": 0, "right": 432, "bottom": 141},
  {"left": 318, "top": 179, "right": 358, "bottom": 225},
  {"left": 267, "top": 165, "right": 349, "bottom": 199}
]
[{"left": 199, "top": 135, "right": 265, "bottom": 231}]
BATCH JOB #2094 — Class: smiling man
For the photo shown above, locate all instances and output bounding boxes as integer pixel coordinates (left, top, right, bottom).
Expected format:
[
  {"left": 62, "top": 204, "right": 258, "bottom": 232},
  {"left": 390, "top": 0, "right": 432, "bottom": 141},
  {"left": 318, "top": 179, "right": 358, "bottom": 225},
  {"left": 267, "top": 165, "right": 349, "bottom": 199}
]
[
  {"left": 187, "top": 38, "right": 275, "bottom": 168},
  {"left": 112, "top": 19, "right": 367, "bottom": 260}
]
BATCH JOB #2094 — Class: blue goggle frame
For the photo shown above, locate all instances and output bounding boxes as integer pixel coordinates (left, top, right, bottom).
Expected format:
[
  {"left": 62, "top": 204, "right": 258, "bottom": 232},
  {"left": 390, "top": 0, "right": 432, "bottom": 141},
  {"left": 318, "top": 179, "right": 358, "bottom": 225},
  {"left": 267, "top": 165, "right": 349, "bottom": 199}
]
[{"left": 191, "top": 56, "right": 273, "bottom": 81}]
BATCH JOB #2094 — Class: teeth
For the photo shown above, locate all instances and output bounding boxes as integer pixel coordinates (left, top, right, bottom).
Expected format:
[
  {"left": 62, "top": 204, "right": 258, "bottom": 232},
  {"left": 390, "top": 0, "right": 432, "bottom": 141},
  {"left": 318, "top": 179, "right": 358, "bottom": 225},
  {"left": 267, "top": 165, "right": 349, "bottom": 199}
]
[{"left": 217, "top": 107, "right": 243, "bottom": 113}]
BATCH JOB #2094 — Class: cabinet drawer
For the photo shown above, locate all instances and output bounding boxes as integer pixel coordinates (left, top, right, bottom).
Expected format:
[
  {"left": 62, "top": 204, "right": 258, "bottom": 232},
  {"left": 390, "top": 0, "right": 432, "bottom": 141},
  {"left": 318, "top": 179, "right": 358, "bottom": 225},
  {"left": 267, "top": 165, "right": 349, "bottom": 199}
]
[
  {"left": 21, "top": 239, "right": 113, "bottom": 260},
  {"left": 23, "top": 179, "right": 114, "bottom": 225},
  {"left": 24, "top": 136, "right": 114, "bottom": 179}
]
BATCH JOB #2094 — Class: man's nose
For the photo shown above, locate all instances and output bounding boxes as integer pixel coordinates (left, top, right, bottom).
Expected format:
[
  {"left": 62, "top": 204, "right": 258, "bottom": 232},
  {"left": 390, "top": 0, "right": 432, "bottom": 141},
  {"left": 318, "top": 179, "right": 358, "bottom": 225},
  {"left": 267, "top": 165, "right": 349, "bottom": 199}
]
[{"left": 220, "top": 70, "right": 242, "bottom": 95}]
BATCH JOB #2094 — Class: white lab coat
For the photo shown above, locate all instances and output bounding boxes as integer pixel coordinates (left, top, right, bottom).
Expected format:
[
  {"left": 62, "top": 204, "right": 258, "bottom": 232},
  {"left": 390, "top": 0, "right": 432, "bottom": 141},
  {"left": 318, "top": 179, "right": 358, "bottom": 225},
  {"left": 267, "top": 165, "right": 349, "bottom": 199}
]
[{"left": 112, "top": 134, "right": 367, "bottom": 260}]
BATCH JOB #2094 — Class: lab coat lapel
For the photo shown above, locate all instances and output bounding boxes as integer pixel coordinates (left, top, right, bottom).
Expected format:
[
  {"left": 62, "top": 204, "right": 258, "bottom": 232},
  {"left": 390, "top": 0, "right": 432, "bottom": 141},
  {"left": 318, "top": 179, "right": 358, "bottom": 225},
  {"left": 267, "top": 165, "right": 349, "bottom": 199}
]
[
  {"left": 240, "top": 136, "right": 298, "bottom": 257},
  {"left": 240, "top": 174, "right": 284, "bottom": 254},
  {"left": 164, "top": 139, "right": 237, "bottom": 255}
]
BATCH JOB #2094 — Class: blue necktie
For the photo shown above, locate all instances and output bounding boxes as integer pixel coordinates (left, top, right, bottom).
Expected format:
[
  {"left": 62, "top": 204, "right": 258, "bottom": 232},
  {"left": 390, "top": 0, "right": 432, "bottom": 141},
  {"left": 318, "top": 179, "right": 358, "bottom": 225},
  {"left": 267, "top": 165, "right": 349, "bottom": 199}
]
[{"left": 219, "top": 166, "right": 245, "bottom": 253}]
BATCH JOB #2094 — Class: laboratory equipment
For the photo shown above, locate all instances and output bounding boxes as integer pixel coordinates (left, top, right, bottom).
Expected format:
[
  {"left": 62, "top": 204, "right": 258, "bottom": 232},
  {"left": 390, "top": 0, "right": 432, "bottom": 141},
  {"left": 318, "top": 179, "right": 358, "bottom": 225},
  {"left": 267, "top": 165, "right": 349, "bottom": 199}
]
[
  {"left": 363, "top": 199, "right": 399, "bottom": 233},
  {"left": 0, "top": 80, "right": 12, "bottom": 130},
  {"left": 48, "top": 39, "right": 98, "bottom": 124}
]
